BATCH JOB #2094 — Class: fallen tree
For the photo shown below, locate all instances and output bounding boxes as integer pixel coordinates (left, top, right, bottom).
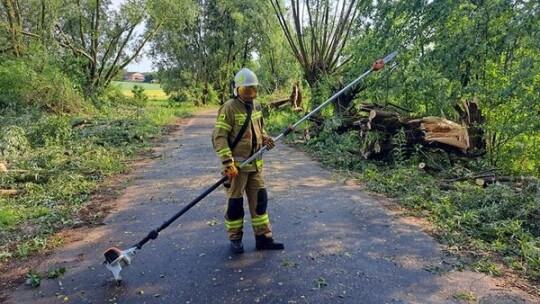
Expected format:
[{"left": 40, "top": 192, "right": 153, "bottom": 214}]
[
  {"left": 353, "top": 101, "right": 481, "bottom": 159},
  {"left": 267, "top": 82, "right": 303, "bottom": 111},
  {"left": 301, "top": 98, "right": 487, "bottom": 161}
]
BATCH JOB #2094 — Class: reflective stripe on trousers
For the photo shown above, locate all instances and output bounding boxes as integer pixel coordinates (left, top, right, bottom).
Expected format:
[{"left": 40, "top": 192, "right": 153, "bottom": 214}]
[{"left": 224, "top": 170, "right": 272, "bottom": 240}]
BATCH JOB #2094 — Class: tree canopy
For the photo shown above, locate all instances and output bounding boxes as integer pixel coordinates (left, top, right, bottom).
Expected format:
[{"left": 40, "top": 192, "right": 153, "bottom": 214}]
[{"left": 1, "top": 0, "right": 538, "bottom": 173}]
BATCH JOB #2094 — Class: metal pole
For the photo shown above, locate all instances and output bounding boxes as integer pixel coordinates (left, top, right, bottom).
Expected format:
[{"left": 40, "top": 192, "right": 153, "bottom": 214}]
[
  {"left": 130, "top": 50, "right": 398, "bottom": 250},
  {"left": 239, "top": 50, "right": 398, "bottom": 169}
]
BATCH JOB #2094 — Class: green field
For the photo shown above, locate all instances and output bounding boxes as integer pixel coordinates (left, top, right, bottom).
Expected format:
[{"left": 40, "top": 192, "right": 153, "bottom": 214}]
[{"left": 112, "top": 81, "right": 168, "bottom": 100}]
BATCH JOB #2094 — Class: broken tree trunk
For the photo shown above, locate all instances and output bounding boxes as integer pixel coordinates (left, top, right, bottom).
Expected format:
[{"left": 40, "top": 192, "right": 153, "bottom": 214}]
[
  {"left": 409, "top": 116, "right": 470, "bottom": 152},
  {"left": 268, "top": 83, "right": 303, "bottom": 111},
  {"left": 453, "top": 97, "right": 486, "bottom": 153},
  {"left": 290, "top": 82, "right": 303, "bottom": 110},
  {"left": 353, "top": 106, "right": 472, "bottom": 159}
]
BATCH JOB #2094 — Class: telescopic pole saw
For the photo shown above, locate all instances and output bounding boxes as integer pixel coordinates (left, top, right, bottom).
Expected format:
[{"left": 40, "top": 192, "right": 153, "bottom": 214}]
[{"left": 103, "top": 50, "right": 398, "bottom": 282}]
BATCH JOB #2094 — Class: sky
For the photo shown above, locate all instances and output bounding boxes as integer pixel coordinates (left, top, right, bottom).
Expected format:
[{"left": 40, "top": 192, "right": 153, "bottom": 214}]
[
  {"left": 126, "top": 55, "right": 153, "bottom": 73},
  {"left": 111, "top": 0, "right": 154, "bottom": 73}
]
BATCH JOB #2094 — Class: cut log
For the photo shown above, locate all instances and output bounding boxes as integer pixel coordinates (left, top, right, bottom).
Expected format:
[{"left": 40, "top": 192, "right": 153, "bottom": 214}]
[
  {"left": 71, "top": 119, "right": 92, "bottom": 128},
  {"left": 418, "top": 162, "right": 442, "bottom": 172},
  {"left": 367, "top": 110, "right": 404, "bottom": 131},
  {"left": 369, "top": 110, "right": 399, "bottom": 120},
  {"left": 0, "top": 189, "right": 18, "bottom": 196},
  {"left": 409, "top": 116, "right": 470, "bottom": 151},
  {"left": 329, "top": 101, "right": 485, "bottom": 160},
  {"left": 267, "top": 98, "right": 290, "bottom": 108},
  {"left": 475, "top": 176, "right": 535, "bottom": 187}
]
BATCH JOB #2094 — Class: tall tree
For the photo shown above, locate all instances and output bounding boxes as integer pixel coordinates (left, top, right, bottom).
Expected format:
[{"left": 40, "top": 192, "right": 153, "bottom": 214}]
[
  {"left": 153, "top": 0, "right": 273, "bottom": 105},
  {"left": 256, "top": 5, "right": 301, "bottom": 94},
  {"left": 53, "top": 0, "right": 194, "bottom": 98},
  {"left": 347, "top": 0, "right": 540, "bottom": 172},
  {"left": 270, "top": 0, "right": 360, "bottom": 87},
  {"left": 0, "top": 0, "right": 61, "bottom": 57},
  {"left": 1, "top": 0, "right": 194, "bottom": 98}
]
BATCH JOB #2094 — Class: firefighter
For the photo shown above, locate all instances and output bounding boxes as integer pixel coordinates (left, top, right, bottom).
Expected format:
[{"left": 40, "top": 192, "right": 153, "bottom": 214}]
[{"left": 212, "top": 68, "right": 284, "bottom": 254}]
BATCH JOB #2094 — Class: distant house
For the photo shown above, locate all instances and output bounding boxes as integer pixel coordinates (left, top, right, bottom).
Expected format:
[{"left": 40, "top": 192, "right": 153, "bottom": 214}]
[{"left": 123, "top": 72, "right": 145, "bottom": 82}]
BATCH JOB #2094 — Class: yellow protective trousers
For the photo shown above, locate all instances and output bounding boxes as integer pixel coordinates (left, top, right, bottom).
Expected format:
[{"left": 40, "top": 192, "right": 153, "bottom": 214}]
[{"left": 224, "top": 169, "right": 272, "bottom": 241}]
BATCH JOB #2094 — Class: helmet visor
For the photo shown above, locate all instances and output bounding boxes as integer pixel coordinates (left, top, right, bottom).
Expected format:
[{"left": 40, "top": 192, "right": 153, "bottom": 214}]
[{"left": 238, "top": 85, "right": 258, "bottom": 100}]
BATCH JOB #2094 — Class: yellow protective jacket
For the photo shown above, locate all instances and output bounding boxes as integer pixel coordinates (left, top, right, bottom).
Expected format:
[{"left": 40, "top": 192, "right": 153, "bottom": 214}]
[{"left": 212, "top": 98, "right": 268, "bottom": 172}]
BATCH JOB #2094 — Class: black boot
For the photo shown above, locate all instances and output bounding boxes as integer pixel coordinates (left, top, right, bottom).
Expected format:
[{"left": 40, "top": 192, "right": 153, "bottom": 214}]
[
  {"left": 230, "top": 240, "right": 244, "bottom": 254},
  {"left": 255, "top": 235, "right": 284, "bottom": 250}
]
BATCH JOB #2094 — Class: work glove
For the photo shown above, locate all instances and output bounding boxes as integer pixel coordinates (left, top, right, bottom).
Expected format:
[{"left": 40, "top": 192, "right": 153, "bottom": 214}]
[
  {"left": 223, "top": 163, "right": 238, "bottom": 179},
  {"left": 263, "top": 137, "right": 275, "bottom": 150}
]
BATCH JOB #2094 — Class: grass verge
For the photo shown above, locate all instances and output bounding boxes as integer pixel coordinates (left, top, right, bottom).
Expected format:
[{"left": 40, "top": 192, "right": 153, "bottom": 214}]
[
  {"left": 0, "top": 100, "right": 198, "bottom": 261},
  {"left": 266, "top": 108, "right": 540, "bottom": 289}
]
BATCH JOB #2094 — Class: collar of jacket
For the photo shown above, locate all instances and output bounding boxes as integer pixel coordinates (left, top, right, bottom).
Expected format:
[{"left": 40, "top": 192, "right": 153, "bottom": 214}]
[{"left": 236, "top": 97, "right": 254, "bottom": 105}]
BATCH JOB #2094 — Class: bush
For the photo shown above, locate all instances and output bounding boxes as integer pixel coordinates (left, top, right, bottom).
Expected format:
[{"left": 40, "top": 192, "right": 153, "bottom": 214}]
[
  {"left": 95, "top": 84, "right": 131, "bottom": 107},
  {"left": 0, "top": 59, "right": 86, "bottom": 113},
  {"left": 169, "top": 82, "right": 219, "bottom": 106},
  {"left": 0, "top": 126, "right": 30, "bottom": 158}
]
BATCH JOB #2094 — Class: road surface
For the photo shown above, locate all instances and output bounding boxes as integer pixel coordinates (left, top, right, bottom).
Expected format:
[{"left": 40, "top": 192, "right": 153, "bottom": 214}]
[{"left": 6, "top": 109, "right": 537, "bottom": 303}]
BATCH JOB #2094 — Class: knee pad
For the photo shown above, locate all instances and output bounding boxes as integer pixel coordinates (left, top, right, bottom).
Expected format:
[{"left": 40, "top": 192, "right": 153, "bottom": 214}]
[
  {"left": 227, "top": 197, "right": 244, "bottom": 220},
  {"left": 256, "top": 188, "right": 268, "bottom": 215}
]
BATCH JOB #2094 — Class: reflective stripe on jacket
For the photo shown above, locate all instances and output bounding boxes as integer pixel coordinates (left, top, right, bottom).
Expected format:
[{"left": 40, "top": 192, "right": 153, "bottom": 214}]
[{"left": 212, "top": 98, "right": 267, "bottom": 172}]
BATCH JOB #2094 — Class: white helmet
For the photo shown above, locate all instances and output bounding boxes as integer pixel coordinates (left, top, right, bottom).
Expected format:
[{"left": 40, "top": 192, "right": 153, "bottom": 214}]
[{"left": 233, "top": 68, "right": 259, "bottom": 96}]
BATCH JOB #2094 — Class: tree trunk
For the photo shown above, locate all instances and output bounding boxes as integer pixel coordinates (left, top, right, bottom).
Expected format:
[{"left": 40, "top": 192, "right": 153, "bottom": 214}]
[
  {"left": 290, "top": 82, "right": 303, "bottom": 109},
  {"left": 453, "top": 97, "right": 486, "bottom": 153},
  {"left": 353, "top": 105, "right": 473, "bottom": 159},
  {"left": 2, "top": 0, "right": 24, "bottom": 56}
]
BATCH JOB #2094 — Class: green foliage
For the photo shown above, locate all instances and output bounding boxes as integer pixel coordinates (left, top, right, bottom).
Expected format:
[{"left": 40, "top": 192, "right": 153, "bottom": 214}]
[
  {"left": 167, "top": 82, "right": 219, "bottom": 106},
  {"left": 27, "top": 116, "right": 72, "bottom": 147},
  {"left": 97, "top": 85, "right": 132, "bottom": 107},
  {"left": 25, "top": 270, "right": 42, "bottom": 288},
  {"left": 144, "top": 73, "right": 155, "bottom": 83},
  {"left": 0, "top": 101, "right": 196, "bottom": 261},
  {"left": 314, "top": 277, "right": 328, "bottom": 289},
  {"left": 0, "top": 58, "right": 86, "bottom": 113},
  {"left": 365, "top": 167, "right": 540, "bottom": 280},
  {"left": 132, "top": 85, "right": 150, "bottom": 108},
  {"left": 270, "top": 99, "right": 540, "bottom": 280},
  {"left": 24, "top": 267, "right": 66, "bottom": 288},
  {"left": 304, "top": 122, "right": 368, "bottom": 171},
  {"left": 0, "top": 125, "right": 30, "bottom": 158},
  {"left": 361, "top": 131, "right": 385, "bottom": 156},
  {"left": 343, "top": 0, "right": 540, "bottom": 175},
  {"left": 262, "top": 107, "right": 303, "bottom": 135},
  {"left": 154, "top": 0, "right": 283, "bottom": 104},
  {"left": 46, "top": 267, "right": 66, "bottom": 279},
  {"left": 113, "top": 81, "right": 162, "bottom": 91},
  {"left": 0, "top": 207, "right": 21, "bottom": 228},
  {"left": 452, "top": 291, "right": 477, "bottom": 303},
  {"left": 472, "top": 258, "right": 502, "bottom": 277},
  {"left": 391, "top": 128, "right": 407, "bottom": 165}
]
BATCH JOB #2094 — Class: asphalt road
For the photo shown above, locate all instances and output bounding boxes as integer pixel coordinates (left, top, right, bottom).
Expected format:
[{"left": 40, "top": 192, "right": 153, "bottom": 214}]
[{"left": 6, "top": 109, "right": 537, "bottom": 303}]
